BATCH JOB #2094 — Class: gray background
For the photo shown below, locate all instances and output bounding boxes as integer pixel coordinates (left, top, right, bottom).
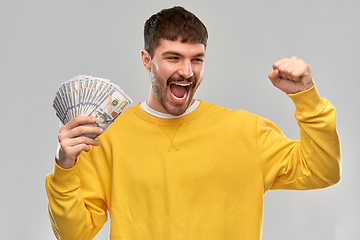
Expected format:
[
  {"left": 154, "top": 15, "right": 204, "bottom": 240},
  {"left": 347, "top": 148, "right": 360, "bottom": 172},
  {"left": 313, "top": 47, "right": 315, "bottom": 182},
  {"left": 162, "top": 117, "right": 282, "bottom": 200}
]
[{"left": 0, "top": 0, "right": 358, "bottom": 239}]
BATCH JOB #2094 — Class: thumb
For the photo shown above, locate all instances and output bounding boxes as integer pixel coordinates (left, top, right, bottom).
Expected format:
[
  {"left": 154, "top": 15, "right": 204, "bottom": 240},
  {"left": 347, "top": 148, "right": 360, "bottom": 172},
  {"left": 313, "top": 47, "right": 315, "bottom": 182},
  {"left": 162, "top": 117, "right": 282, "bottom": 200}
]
[{"left": 268, "top": 69, "right": 279, "bottom": 83}]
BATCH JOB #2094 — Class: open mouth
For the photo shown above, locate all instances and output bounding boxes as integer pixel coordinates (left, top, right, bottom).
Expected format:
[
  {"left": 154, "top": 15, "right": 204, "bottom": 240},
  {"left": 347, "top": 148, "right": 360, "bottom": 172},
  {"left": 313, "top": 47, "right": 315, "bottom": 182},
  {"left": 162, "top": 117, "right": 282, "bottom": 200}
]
[{"left": 169, "top": 82, "right": 192, "bottom": 103}]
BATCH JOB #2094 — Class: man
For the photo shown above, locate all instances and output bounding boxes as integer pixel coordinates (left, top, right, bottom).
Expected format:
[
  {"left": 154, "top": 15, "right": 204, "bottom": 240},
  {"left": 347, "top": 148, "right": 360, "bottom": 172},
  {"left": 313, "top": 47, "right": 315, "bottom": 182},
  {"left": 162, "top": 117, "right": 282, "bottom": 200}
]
[{"left": 45, "top": 6, "right": 341, "bottom": 240}]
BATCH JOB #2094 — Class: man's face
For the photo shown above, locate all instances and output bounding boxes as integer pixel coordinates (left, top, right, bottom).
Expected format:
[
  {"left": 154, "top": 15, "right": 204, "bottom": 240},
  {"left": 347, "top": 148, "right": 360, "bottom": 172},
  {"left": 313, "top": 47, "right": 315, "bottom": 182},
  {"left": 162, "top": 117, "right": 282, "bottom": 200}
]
[{"left": 145, "top": 38, "right": 205, "bottom": 116}]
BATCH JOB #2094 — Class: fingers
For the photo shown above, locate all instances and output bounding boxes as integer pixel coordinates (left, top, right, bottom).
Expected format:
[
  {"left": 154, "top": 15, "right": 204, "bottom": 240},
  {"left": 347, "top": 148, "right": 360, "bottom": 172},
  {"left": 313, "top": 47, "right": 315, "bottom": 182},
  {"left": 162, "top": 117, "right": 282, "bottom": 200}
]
[
  {"left": 57, "top": 142, "right": 90, "bottom": 169},
  {"left": 59, "top": 124, "right": 104, "bottom": 141},
  {"left": 60, "top": 135, "right": 100, "bottom": 150},
  {"left": 61, "top": 116, "right": 97, "bottom": 131},
  {"left": 59, "top": 136, "right": 99, "bottom": 160},
  {"left": 272, "top": 56, "right": 310, "bottom": 82},
  {"left": 272, "top": 58, "right": 289, "bottom": 70},
  {"left": 59, "top": 116, "right": 103, "bottom": 140},
  {"left": 269, "top": 56, "right": 314, "bottom": 94},
  {"left": 57, "top": 116, "right": 104, "bottom": 169},
  {"left": 58, "top": 135, "right": 101, "bottom": 169},
  {"left": 291, "top": 62, "right": 310, "bottom": 81}
]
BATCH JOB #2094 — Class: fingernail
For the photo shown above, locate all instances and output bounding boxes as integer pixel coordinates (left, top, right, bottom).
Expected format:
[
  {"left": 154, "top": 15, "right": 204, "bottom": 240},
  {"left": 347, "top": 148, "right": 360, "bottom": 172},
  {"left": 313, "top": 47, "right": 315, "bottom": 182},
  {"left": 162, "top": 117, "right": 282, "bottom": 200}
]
[{"left": 98, "top": 128, "right": 104, "bottom": 133}]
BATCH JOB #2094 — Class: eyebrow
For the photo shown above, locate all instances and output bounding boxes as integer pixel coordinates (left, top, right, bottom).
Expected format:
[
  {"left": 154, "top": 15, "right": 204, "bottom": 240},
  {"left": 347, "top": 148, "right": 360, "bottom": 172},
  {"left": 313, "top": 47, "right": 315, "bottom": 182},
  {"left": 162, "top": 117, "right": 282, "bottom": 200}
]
[{"left": 161, "top": 51, "right": 205, "bottom": 58}]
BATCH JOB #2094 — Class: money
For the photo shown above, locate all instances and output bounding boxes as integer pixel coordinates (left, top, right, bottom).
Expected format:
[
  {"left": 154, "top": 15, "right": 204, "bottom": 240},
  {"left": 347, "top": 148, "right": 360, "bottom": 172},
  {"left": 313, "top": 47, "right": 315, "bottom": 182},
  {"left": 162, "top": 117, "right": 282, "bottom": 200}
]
[{"left": 53, "top": 75, "right": 133, "bottom": 138}]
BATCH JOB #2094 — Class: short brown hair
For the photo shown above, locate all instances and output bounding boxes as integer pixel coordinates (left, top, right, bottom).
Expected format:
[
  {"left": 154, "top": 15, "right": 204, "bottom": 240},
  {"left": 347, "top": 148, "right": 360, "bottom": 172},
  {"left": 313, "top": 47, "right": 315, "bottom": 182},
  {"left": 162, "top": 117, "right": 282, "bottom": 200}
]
[{"left": 144, "top": 6, "right": 208, "bottom": 58}]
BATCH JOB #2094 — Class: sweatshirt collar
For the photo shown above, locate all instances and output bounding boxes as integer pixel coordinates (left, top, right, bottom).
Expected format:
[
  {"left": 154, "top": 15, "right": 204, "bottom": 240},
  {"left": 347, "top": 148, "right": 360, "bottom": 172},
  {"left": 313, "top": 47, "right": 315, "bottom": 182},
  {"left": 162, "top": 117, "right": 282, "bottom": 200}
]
[
  {"left": 139, "top": 100, "right": 200, "bottom": 119},
  {"left": 132, "top": 100, "right": 206, "bottom": 126}
]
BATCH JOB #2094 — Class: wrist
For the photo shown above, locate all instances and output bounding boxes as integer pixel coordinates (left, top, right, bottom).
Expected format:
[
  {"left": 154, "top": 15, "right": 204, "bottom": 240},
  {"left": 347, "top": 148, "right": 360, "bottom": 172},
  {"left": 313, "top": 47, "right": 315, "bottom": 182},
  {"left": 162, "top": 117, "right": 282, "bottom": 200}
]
[
  {"left": 55, "top": 157, "right": 76, "bottom": 169},
  {"left": 288, "top": 84, "right": 323, "bottom": 118}
]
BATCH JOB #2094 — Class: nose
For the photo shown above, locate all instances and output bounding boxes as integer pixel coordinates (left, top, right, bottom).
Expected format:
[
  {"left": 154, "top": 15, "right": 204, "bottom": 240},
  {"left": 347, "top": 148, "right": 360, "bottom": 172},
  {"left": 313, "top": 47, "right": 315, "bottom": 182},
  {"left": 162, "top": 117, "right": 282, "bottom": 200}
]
[{"left": 177, "top": 60, "right": 194, "bottom": 79}]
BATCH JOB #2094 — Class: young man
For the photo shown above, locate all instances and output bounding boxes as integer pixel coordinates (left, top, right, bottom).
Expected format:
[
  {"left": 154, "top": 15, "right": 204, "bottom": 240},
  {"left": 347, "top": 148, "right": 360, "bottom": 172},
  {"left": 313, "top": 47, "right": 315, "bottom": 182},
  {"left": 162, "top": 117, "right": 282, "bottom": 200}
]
[{"left": 46, "top": 6, "right": 341, "bottom": 240}]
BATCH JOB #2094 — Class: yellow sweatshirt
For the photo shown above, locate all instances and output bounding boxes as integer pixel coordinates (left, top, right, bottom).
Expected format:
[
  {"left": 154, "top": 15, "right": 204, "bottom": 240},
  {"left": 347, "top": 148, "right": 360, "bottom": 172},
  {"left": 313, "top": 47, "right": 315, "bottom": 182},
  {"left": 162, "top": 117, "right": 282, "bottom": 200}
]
[{"left": 45, "top": 85, "right": 341, "bottom": 240}]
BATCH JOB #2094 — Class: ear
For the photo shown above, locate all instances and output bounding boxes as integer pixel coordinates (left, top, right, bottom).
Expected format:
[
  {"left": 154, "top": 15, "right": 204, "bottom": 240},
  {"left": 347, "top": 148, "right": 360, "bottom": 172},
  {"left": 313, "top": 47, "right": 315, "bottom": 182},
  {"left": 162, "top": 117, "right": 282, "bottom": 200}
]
[{"left": 141, "top": 49, "right": 152, "bottom": 72}]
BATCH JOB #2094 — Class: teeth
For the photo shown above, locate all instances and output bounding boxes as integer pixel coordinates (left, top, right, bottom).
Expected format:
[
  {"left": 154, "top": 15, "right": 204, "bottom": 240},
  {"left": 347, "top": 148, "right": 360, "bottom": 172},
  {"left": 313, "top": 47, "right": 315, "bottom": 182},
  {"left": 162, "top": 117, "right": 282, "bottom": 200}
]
[{"left": 173, "top": 82, "right": 191, "bottom": 86}]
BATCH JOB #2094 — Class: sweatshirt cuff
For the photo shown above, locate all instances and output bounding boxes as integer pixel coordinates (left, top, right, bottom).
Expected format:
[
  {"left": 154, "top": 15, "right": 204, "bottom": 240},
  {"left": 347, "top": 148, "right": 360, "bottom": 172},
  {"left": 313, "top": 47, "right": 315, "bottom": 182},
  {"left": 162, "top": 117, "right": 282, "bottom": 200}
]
[
  {"left": 287, "top": 84, "right": 323, "bottom": 117},
  {"left": 50, "top": 157, "right": 80, "bottom": 190}
]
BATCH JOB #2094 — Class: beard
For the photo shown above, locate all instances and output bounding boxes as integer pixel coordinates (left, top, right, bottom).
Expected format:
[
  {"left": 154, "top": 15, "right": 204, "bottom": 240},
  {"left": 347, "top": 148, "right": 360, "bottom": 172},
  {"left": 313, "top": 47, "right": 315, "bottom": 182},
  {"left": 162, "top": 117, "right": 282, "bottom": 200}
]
[{"left": 150, "top": 70, "right": 201, "bottom": 116}]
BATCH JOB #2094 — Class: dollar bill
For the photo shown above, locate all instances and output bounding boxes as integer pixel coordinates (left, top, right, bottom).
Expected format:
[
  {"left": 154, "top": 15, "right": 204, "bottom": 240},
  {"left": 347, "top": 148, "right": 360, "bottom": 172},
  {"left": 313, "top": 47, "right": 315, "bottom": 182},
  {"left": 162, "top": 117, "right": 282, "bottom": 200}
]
[{"left": 53, "top": 75, "right": 133, "bottom": 138}]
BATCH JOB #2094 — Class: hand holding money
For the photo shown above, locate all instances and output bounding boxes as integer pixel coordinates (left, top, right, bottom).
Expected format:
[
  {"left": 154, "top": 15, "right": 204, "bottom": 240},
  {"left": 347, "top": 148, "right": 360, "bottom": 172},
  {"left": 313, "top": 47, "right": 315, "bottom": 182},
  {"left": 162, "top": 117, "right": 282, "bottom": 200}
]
[
  {"left": 53, "top": 75, "right": 133, "bottom": 169},
  {"left": 57, "top": 116, "right": 103, "bottom": 169}
]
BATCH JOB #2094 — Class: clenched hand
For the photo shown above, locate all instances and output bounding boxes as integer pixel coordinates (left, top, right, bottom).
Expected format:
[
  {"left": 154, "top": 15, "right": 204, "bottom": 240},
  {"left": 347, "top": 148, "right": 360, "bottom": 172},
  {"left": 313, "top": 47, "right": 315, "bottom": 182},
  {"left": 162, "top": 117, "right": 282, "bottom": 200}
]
[{"left": 268, "top": 56, "right": 314, "bottom": 94}]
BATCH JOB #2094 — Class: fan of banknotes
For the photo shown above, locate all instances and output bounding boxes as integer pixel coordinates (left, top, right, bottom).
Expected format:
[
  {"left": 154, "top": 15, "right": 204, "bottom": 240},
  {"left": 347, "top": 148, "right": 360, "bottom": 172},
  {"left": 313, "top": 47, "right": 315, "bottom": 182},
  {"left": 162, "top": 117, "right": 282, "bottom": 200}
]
[{"left": 53, "top": 75, "right": 133, "bottom": 138}]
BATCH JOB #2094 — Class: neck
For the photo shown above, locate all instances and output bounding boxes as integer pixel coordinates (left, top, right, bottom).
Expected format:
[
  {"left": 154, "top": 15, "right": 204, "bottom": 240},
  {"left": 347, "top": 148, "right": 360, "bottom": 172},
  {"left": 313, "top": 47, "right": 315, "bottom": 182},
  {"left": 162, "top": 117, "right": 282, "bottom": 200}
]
[{"left": 146, "top": 88, "right": 166, "bottom": 113}]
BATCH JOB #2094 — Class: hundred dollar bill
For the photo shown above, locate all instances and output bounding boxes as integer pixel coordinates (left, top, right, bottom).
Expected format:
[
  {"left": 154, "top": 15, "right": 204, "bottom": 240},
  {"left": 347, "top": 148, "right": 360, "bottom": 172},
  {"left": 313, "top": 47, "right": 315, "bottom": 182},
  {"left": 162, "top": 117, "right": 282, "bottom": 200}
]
[
  {"left": 53, "top": 75, "right": 133, "bottom": 138},
  {"left": 85, "top": 87, "right": 132, "bottom": 138}
]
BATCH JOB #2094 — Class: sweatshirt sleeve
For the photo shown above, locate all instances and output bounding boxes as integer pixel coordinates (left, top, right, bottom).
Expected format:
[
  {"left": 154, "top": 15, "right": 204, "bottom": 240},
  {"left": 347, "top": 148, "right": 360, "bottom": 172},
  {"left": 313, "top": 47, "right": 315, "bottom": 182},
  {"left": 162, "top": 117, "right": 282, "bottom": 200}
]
[
  {"left": 45, "top": 151, "right": 108, "bottom": 240},
  {"left": 257, "top": 85, "right": 341, "bottom": 191}
]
